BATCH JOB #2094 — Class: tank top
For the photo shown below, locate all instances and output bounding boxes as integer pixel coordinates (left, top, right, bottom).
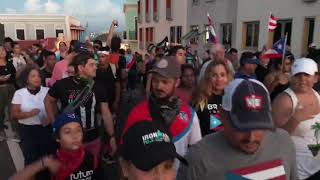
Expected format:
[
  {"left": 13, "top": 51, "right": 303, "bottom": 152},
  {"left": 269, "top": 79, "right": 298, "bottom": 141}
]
[
  {"left": 284, "top": 88, "right": 320, "bottom": 179},
  {"left": 284, "top": 88, "right": 320, "bottom": 143}
]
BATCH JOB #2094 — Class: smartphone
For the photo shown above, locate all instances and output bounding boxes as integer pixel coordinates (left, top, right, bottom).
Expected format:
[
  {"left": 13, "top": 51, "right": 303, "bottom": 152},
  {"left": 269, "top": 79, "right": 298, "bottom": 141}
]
[{"left": 4, "top": 74, "right": 11, "bottom": 78}]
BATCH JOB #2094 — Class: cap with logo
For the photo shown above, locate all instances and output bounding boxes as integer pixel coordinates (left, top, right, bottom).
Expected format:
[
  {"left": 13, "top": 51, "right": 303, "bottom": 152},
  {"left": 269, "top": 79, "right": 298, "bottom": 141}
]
[
  {"left": 52, "top": 113, "right": 82, "bottom": 137},
  {"left": 120, "top": 121, "right": 188, "bottom": 171},
  {"left": 291, "top": 58, "right": 318, "bottom": 76},
  {"left": 222, "top": 79, "right": 274, "bottom": 131},
  {"left": 149, "top": 56, "right": 181, "bottom": 79}
]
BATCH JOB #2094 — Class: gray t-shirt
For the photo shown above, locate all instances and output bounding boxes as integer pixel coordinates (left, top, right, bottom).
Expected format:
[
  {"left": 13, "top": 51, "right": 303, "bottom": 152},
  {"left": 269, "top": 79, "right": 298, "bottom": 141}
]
[{"left": 176, "top": 129, "right": 298, "bottom": 180}]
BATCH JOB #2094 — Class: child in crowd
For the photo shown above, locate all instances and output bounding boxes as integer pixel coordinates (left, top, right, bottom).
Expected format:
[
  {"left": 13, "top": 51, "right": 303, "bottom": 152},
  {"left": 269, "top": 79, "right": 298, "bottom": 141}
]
[{"left": 10, "top": 113, "right": 98, "bottom": 180}]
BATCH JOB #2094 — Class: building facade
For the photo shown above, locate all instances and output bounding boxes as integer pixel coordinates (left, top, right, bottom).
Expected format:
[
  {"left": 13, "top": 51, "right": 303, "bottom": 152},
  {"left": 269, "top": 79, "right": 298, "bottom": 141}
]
[
  {"left": 0, "top": 14, "right": 85, "bottom": 42},
  {"left": 186, "top": 0, "right": 320, "bottom": 57},
  {"left": 137, "top": 0, "right": 188, "bottom": 54},
  {"left": 123, "top": 0, "right": 139, "bottom": 52}
]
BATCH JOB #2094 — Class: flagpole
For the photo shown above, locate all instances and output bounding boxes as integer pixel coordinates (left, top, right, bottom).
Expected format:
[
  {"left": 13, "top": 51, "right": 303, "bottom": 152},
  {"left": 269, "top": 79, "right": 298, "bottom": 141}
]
[{"left": 281, "top": 33, "right": 288, "bottom": 72}]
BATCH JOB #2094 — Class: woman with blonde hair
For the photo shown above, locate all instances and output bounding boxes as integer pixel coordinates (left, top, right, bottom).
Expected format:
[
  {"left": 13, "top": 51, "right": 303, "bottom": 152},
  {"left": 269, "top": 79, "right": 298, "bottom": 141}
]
[{"left": 191, "top": 61, "right": 232, "bottom": 136}]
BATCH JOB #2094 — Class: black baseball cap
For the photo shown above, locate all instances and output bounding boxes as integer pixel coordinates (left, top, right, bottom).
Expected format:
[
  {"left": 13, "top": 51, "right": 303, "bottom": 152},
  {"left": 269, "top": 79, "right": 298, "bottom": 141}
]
[
  {"left": 120, "top": 121, "right": 188, "bottom": 171},
  {"left": 222, "top": 79, "right": 274, "bottom": 131}
]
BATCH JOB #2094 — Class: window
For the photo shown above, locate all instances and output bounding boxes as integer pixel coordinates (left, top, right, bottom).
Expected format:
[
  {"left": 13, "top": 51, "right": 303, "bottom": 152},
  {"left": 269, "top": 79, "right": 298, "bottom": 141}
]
[
  {"left": 190, "top": 25, "right": 199, "bottom": 44},
  {"left": 302, "top": 18, "right": 315, "bottom": 55},
  {"left": 123, "top": 31, "right": 127, "bottom": 40},
  {"left": 166, "top": 0, "right": 172, "bottom": 20},
  {"left": 243, "top": 21, "right": 259, "bottom": 49},
  {"left": 221, "top": 23, "right": 232, "bottom": 48},
  {"left": 205, "top": 25, "right": 210, "bottom": 43},
  {"left": 170, "top": 26, "right": 175, "bottom": 43},
  {"left": 193, "top": 0, "right": 199, "bottom": 5},
  {"left": 16, "top": 29, "right": 25, "bottom": 40},
  {"left": 138, "top": 1, "right": 141, "bottom": 23},
  {"left": 56, "top": 29, "right": 64, "bottom": 38},
  {"left": 150, "top": 27, "right": 154, "bottom": 43},
  {"left": 36, "top": 29, "right": 44, "bottom": 40},
  {"left": 145, "top": 28, "right": 149, "bottom": 46},
  {"left": 139, "top": 28, "right": 143, "bottom": 49},
  {"left": 273, "top": 19, "right": 292, "bottom": 45},
  {"left": 145, "top": 0, "right": 150, "bottom": 22},
  {"left": 176, "top": 26, "right": 182, "bottom": 44},
  {"left": 134, "top": 17, "right": 138, "bottom": 40},
  {"left": 153, "top": 0, "right": 158, "bottom": 21}
]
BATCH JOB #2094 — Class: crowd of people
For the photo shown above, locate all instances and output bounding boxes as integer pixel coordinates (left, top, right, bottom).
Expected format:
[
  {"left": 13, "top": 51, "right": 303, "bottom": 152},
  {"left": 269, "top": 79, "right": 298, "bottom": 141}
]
[{"left": 1, "top": 20, "right": 320, "bottom": 179}]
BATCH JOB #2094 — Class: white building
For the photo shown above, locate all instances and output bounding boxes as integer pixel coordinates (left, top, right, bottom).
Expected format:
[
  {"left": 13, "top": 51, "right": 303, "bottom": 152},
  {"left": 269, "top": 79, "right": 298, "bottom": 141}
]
[
  {"left": 0, "top": 14, "right": 85, "bottom": 42},
  {"left": 137, "top": 0, "right": 188, "bottom": 54},
  {"left": 186, "top": 0, "right": 320, "bottom": 57}
]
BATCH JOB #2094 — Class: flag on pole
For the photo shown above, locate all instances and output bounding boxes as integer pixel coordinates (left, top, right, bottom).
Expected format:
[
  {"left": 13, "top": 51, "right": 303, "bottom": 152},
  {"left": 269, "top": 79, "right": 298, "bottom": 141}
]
[
  {"left": 225, "top": 159, "right": 286, "bottom": 180},
  {"left": 207, "top": 13, "right": 218, "bottom": 44},
  {"left": 261, "top": 37, "right": 286, "bottom": 59},
  {"left": 268, "top": 13, "right": 277, "bottom": 32}
]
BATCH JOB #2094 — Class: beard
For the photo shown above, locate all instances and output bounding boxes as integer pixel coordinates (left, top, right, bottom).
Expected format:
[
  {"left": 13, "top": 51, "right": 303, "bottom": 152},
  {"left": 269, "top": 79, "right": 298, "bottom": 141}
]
[{"left": 152, "top": 88, "right": 176, "bottom": 101}]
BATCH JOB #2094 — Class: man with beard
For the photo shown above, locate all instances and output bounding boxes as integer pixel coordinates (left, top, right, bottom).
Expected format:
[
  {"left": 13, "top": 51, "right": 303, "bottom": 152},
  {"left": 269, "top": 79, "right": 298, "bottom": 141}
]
[
  {"left": 121, "top": 56, "right": 202, "bottom": 169},
  {"left": 177, "top": 79, "right": 298, "bottom": 180}
]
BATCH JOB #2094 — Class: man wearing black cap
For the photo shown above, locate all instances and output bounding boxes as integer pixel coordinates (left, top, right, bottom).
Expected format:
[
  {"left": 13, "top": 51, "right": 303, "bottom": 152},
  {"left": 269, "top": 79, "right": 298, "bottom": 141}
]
[
  {"left": 234, "top": 51, "right": 259, "bottom": 79},
  {"left": 45, "top": 51, "right": 117, "bottom": 158},
  {"left": 122, "top": 56, "right": 202, "bottom": 168},
  {"left": 120, "top": 121, "right": 187, "bottom": 180},
  {"left": 177, "top": 79, "right": 298, "bottom": 180}
]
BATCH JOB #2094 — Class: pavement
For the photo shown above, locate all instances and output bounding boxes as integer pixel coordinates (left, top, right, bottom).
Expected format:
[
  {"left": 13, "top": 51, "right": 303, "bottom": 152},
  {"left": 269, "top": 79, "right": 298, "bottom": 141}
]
[{"left": 0, "top": 121, "right": 24, "bottom": 180}]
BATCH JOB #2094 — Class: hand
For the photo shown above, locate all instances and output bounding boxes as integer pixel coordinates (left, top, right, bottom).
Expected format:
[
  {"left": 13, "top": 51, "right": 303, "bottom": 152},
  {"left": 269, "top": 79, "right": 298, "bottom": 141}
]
[
  {"left": 43, "top": 156, "right": 61, "bottom": 174},
  {"left": 29, "top": 109, "right": 41, "bottom": 116},
  {"left": 109, "top": 136, "right": 117, "bottom": 156},
  {"left": 0, "top": 75, "right": 10, "bottom": 82},
  {"left": 41, "top": 118, "right": 51, "bottom": 127}
]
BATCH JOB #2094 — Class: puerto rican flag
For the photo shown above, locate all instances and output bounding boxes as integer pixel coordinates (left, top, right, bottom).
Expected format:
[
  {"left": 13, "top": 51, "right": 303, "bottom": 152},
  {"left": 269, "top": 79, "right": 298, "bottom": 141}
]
[
  {"left": 261, "top": 37, "right": 286, "bottom": 59},
  {"left": 268, "top": 13, "right": 277, "bottom": 32},
  {"left": 126, "top": 54, "right": 136, "bottom": 70},
  {"left": 207, "top": 13, "right": 218, "bottom": 44},
  {"left": 226, "top": 159, "right": 286, "bottom": 180}
]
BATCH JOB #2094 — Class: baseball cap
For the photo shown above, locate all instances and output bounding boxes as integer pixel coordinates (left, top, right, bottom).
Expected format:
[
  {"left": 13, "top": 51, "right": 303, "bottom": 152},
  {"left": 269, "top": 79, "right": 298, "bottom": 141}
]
[
  {"left": 120, "top": 121, "right": 188, "bottom": 171},
  {"left": 149, "top": 56, "right": 181, "bottom": 78},
  {"left": 222, "top": 79, "right": 274, "bottom": 131},
  {"left": 291, "top": 58, "right": 318, "bottom": 76},
  {"left": 240, "top": 56, "right": 260, "bottom": 65},
  {"left": 52, "top": 113, "right": 82, "bottom": 137},
  {"left": 74, "top": 42, "right": 89, "bottom": 53}
]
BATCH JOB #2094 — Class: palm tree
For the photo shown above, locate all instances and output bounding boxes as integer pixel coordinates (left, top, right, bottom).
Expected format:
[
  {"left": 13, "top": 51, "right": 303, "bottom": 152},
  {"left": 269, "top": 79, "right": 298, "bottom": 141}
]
[{"left": 311, "top": 122, "right": 320, "bottom": 145}]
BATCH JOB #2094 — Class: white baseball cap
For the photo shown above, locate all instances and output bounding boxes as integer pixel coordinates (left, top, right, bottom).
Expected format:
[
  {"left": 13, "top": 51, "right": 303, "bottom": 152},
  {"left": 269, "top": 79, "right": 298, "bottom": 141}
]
[{"left": 291, "top": 58, "right": 318, "bottom": 76}]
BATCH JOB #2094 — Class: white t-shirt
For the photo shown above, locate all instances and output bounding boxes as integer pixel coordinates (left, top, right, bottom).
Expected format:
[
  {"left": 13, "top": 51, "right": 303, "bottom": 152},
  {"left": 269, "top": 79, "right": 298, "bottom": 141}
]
[{"left": 11, "top": 87, "right": 49, "bottom": 125}]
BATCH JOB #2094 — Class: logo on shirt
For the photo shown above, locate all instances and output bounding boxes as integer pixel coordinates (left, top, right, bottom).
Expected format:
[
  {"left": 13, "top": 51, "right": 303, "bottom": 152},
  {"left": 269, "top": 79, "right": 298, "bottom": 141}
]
[
  {"left": 69, "top": 170, "right": 94, "bottom": 180},
  {"left": 244, "top": 95, "right": 262, "bottom": 111},
  {"left": 142, "top": 130, "right": 170, "bottom": 145},
  {"left": 178, "top": 112, "right": 188, "bottom": 122}
]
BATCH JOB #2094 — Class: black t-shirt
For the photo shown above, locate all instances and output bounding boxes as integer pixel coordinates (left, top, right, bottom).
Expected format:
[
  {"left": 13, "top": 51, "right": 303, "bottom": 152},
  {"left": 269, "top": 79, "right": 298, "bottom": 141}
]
[
  {"left": 0, "top": 62, "right": 16, "bottom": 85},
  {"left": 196, "top": 94, "right": 223, "bottom": 136},
  {"left": 255, "top": 64, "right": 269, "bottom": 83},
  {"left": 40, "top": 69, "right": 52, "bottom": 87},
  {"left": 48, "top": 77, "right": 108, "bottom": 142},
  {"left": 95, "top": 66, "right": 119, "bottom": 105}
]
